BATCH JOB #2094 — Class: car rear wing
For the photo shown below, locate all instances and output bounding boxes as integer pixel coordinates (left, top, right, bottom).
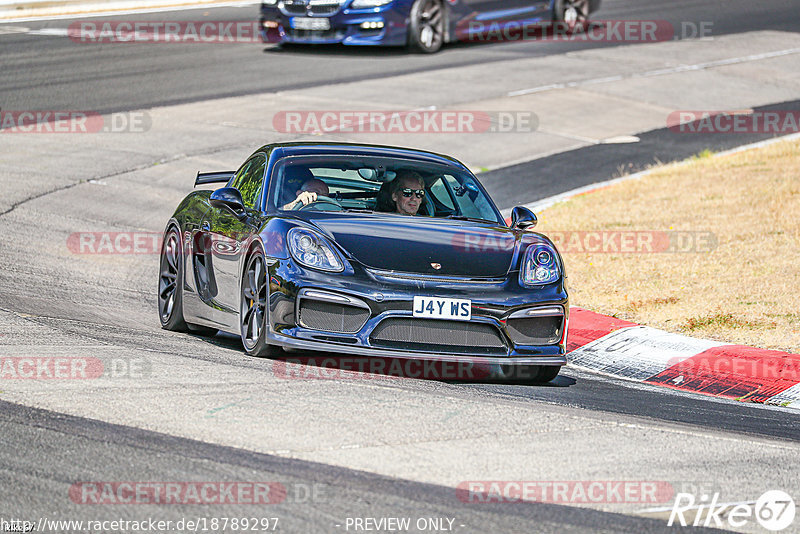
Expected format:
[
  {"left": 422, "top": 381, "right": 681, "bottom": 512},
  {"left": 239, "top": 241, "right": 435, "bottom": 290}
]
[{"left": 195, "top": 171, "right": 235, "bottom": 187}]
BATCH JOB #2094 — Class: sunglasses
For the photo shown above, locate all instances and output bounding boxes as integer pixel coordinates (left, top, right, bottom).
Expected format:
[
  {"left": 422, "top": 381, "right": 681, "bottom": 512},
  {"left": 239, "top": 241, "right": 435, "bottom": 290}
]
[{"left": 401, "top": 188, "right": 425, "bottom": 199}]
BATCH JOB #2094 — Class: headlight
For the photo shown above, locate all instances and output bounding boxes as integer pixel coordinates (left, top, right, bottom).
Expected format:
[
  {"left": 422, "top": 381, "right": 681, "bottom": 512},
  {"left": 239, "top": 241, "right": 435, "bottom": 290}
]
[
  {"left": 520, "top": 243, "right": 560, "bottom": 286},
  {"left": 288, "top": 228, "right": 344, "bottom": 272},
  {"left": 350, "top": 0, "right": 393, "bottom": 9}
]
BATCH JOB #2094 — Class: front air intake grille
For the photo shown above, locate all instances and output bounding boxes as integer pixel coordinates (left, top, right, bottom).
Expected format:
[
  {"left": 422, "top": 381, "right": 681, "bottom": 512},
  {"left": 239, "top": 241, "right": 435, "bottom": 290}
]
[
  {"left": 282, "top": 1, "right": 307, "bottom": 15},
  {"left": 506, "top": 315, "right": 563, "bottom": 345},
  {"left": 282, "top": 1, "right": 340, "bottom": 15},
  {"left": 370, "top": 318, "right": 507, "bottom": 354},
  {"left": 285, "top": 28, "right": 344, "bottom": 40},
  {"left": 308, "top": 4, "right": 339, "bottom": 15},
  {"left": 298, "top": 300, "right": 370, "bottom": 334}
]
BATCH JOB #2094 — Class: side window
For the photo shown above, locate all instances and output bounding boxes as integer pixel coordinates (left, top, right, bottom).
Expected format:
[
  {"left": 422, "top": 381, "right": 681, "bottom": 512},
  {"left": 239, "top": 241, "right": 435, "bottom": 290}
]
[
  {"left": 231, "top": 154, "right": 266, "bottom": 209},
  {"left": 429, "top": 176, "right": 456, "bottom": 211}
]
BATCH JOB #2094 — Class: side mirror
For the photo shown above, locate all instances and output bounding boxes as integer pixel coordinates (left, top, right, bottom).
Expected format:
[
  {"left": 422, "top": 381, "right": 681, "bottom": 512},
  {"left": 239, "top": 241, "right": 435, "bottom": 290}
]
[
  {"left": 210, "top": 187, "right": 245, "bottom": 216},
  {"left": 511, "top": 206, "right": 537, "bottom": 230}
]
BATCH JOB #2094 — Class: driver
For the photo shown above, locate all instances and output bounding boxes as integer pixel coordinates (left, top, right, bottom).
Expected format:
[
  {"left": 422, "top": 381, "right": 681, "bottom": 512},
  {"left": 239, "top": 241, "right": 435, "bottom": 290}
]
[
  {"left": 282, "top": 177, "right": 330, "bottom": 210},
  {"left": 390, "top": 170, "right": 425, "bottom": 216}
]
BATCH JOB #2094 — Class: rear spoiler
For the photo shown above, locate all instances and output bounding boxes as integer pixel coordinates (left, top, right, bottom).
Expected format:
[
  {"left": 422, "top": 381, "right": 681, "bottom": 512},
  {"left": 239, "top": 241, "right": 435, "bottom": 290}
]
[{"left": 195, "top": 171, "right": 235, "bottom": 187}]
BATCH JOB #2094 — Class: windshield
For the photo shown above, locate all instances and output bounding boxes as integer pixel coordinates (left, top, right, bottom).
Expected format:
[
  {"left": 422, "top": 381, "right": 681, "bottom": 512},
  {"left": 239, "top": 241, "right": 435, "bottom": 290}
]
[{"left": 267, "top": 155, "right": 504, "bottom": 224}]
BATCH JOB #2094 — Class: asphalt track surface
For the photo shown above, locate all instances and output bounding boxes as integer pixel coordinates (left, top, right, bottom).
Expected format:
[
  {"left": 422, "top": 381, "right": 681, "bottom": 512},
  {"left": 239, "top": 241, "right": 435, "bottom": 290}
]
[
  {"left": 1, "top": 1, "right": 799, "bottom": 532},
  {"left": 0, "top": 400, "right": 718, "bottom": 533},
  {"left": 0, "top": 0, "right": 798, "bottom": 112},
  {"left": 482, "top": 98, "right": 800, "bottom": 208}
]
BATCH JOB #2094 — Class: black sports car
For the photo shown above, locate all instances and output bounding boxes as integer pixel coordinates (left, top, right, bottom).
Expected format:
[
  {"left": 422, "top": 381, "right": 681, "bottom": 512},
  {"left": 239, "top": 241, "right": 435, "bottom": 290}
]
[{"left": 159, "top": 142, "right": 568, "bottom": 382}]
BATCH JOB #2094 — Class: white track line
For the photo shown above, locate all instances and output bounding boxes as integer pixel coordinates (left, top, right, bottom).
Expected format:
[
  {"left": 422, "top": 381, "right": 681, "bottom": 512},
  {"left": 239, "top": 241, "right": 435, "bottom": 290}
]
[
  {"left": 507, "top": 47, "right": 800, "bottom": 97},
  {"left": 503, "top": 131, "right": 800, "bottom": 216}
]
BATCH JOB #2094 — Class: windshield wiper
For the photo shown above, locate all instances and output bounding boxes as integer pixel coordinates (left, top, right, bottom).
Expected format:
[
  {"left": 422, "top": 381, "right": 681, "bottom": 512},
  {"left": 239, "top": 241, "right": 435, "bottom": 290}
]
[
  {"left": 444, "top": 214, "right": 497, "bottom": 224},
  {"left": 343, "top": 208, "right": 375, "bottom": 213}
]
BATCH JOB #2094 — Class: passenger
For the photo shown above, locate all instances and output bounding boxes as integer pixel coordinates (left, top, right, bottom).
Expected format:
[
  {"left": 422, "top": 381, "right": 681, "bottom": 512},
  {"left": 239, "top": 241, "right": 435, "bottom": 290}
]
[{"left": 387, "top": 170, "right": 426, "bottom": 216}]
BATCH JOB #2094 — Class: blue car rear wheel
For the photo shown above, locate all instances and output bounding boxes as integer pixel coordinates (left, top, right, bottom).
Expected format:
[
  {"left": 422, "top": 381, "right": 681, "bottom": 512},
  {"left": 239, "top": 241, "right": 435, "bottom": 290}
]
[
  {"left": 554, "top": 0, "right": 590, "bottom": 32},
  {"left": 408, "top": 0, "right": 444, "bottom": 53}
]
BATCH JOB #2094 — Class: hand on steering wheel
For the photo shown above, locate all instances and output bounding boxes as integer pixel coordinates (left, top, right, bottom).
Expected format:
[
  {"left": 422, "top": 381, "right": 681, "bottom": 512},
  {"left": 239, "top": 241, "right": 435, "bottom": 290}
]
[
  {"left": 296, "top": 195, "right": 343, "bottom": 212},
  {"left": 285, "top": 190, "right": 319, "bottom": 209}
]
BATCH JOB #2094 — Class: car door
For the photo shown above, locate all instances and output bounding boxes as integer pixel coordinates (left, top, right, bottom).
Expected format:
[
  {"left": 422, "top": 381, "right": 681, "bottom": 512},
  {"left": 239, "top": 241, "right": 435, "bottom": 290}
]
[
  {"left": 461, "top": 0, "right": 549, "bottom": 23},
  {"left": 203, "top": 153, "right": 267, "bottom": 325}
]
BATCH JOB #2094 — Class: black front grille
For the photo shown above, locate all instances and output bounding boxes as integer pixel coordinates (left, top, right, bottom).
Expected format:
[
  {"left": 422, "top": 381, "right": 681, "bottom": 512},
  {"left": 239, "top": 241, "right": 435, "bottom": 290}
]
[
  {"left": 308, "top": 4, "right": 339, "bottom": 14},
  {"left": 285, "top": 28, "right": 344, "bottom": 40},
  {"left": 282, "top": 1, "right": 307, "bottom": 15},
  {"left": 370, "top": 318, "right": 507, "bottom": 354},
  {"left": 282, "top": 1, "right": 340, "bottom": 15},
  {"left": 299, "top": 300, "right": 370, "bottom": 334},
  {"left": 506, "top": 316, "right": 563, "bottom": 345}
]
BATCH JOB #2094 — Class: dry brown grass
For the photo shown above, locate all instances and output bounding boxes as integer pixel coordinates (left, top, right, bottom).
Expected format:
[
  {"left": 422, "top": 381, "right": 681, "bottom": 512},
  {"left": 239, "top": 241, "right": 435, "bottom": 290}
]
[{"left": 536, "top": 139, "right": 800, "bottom": 353}]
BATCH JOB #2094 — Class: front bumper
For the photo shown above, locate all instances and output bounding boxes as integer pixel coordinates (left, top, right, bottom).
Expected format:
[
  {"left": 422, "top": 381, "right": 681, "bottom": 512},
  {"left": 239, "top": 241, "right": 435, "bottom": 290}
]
[
  {"left": 266, "top": 256, "right": 569, "bottom": 366},
  {"left": 259, "top": 3, "right": 409, "bottom": 46}
]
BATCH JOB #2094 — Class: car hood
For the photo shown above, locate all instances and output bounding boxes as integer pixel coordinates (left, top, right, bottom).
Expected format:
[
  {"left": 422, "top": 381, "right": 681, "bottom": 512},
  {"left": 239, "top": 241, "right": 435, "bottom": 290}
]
[{"left": 303, "top": 214, "right": 518, "bottom": 277}]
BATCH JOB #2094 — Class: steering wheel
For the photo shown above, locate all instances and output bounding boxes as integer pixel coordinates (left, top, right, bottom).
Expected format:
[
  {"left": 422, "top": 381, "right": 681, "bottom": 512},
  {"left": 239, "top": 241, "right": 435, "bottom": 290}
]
[{"left": 296, "top": 195, "right": 344, "bottom": 212}]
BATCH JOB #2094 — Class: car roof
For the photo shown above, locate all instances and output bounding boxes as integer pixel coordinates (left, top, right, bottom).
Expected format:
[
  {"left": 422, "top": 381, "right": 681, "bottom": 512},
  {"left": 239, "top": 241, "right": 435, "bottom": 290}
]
[{"left": 256, "top": 142, "right": 470, "bottom": 172}]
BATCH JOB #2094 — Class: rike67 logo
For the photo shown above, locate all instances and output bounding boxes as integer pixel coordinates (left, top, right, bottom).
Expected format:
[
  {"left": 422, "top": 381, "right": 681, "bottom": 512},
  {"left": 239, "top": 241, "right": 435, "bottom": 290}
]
[{"left": 668, "top": 490, "right": 795, "bottom": 531}]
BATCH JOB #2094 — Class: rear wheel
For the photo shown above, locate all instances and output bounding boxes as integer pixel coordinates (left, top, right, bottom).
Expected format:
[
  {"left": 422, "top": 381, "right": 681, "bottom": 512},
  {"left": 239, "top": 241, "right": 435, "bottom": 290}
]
[
  {"left": 408, "top": 0, "right": 444, "bottom": 53},
  {"left": 158, "top": 227, "right": 188, "bottom": 331},
  {"left": 240, "top": 250, "right": 281, "bottom": 357},
  {"left": 554, "top": 0, "right": 590, "bottom": 32},
  {"left": 159, "top": 227, "right": 219, "bottom": 336}
]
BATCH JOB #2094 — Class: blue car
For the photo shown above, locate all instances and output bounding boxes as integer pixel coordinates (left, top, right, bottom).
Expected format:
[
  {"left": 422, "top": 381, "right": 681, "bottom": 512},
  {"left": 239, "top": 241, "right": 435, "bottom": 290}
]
[{"left": 260, "top": 0, "right": 601, "bottom": 53}]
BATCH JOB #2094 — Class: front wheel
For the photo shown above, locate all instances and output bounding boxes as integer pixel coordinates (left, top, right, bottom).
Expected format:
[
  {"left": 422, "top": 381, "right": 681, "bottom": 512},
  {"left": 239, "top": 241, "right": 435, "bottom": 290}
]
[
  {"left": 408, "top": 0, "right": 444, "bottom": 54},
  {"left": 240, "top": 250, "right": 281, "bottom": 357},
  {"left": 553, "top": 0, "right": 590, "bottom": 32},
  {"left": 531, "top": 366, "right": 560, "bottom": 384}
]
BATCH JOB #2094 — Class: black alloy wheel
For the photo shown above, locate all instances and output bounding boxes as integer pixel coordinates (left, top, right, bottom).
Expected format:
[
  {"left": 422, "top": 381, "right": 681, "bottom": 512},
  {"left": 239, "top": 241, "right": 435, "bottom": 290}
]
[
  {"left": 158, "top": 227, "right": 188, "bottom": 331},
  {"left": 240, "top": 250, "right": 280, "bottom": 356}
]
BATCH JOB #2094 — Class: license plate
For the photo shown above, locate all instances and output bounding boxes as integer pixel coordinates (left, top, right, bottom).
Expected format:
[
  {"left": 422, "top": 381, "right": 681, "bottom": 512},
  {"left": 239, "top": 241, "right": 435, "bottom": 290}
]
[
  {"left": 412, "top": 296, "right": 472, "bottom": 321},
  {"left": 291, "top": 17, "right": 331, "bottom": 30}
]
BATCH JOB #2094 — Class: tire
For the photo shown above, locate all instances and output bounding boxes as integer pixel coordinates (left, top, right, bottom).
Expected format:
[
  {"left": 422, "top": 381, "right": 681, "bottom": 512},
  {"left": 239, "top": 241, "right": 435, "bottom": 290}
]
[
  {"left": 531, "top": 365, "right": 561, "bottom": 384},
  {"left": 240, "top": 249, "right": 281, "bottom": 357},
  {"left": 407, "top": 0, "right": 445, "bottom": 54},
  {"left": 553, "top": 0, "right": 590, "bottom": 32},
  {"left": 187, "top": 323, "right": 219, "bottom": 337},
  {"left": 158, "top": 226, "right": 189, "bottom": 331}
]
